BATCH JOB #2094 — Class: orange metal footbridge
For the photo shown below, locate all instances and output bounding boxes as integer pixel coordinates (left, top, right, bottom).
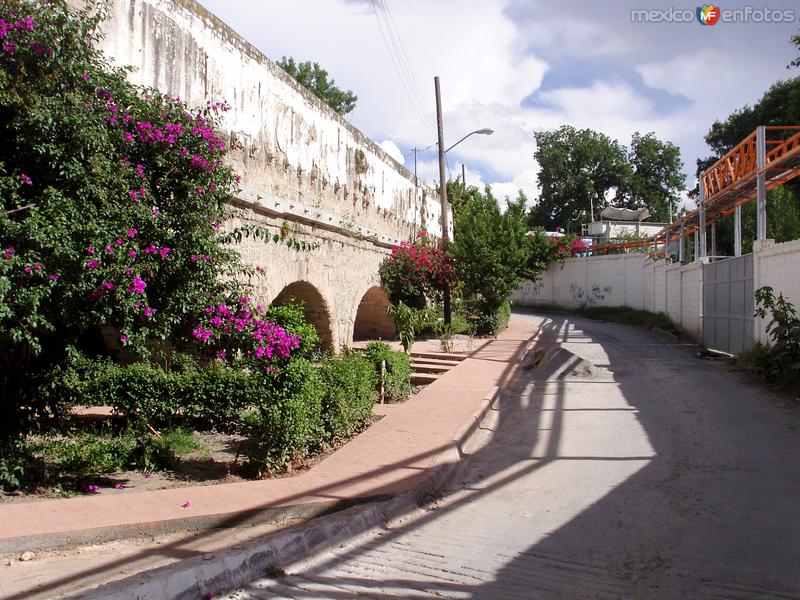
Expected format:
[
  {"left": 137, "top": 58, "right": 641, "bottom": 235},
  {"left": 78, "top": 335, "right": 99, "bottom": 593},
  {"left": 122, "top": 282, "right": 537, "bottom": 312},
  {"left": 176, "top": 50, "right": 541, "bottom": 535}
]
[{"left": 591, "top": 126, "right": 800, "bottom": 257}]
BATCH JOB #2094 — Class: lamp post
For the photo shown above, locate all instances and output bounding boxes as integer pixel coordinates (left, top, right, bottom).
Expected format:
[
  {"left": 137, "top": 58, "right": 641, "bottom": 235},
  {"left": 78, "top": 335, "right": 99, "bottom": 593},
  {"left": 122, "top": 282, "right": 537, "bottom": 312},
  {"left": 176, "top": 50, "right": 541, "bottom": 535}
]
[
  {"left": 434, "top": 75, "right": 493, "bottom": 324},
  {"left": 444, "top": 128, "right": 494, "bottom": 154}
]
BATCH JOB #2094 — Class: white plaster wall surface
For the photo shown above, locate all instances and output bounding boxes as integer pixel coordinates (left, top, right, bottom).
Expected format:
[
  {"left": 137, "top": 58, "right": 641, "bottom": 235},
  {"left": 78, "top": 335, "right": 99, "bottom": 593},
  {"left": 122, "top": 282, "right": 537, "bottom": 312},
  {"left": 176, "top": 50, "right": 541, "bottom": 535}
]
[
  {"left": 624, "top": 255, "right": 645, "bottom": 309},
  {"left": 754, "top": 239, "right": 800, "bottom": 343},
  {"left": 653, "top": 262, "right": 667, "bottom": 314},
  {"left": 642, "top": 259, "right": 655, "bottom": 313},
  {"left": 76, "top": 0, "right": 455, "bottom": 347},
  {"left": 680, "top": 263, "right": 701, "bottom": 336},
  {"left": 95, "top": 0, "right": 445, "bottom": 243},
  {"left": 666, "top": 264, "right": 682, "bottom": 327}
]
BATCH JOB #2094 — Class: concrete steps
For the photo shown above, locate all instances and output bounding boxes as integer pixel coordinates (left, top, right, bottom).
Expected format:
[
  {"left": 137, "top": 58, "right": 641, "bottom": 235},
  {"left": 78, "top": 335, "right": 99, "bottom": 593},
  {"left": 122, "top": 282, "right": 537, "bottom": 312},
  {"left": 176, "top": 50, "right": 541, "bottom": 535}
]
[
  {"left": 411, "top": 372, "right": 441, "bottom": 386},
  {"left": 409, "top": 350, "right": 466, "bottom": 386},
  {"left": 410, "top": 350, "right": 467, "bottom": 363}
]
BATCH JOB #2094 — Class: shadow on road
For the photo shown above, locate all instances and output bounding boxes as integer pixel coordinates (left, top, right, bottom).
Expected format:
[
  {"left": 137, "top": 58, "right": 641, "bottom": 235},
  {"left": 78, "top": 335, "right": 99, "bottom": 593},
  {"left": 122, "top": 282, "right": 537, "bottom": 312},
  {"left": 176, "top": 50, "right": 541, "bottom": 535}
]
[
  {"left": 236, "top": 312, "right": 800, "bottom": 599},
  {"left": 14, "top": 312, "right": 800, "bottom": 599}
]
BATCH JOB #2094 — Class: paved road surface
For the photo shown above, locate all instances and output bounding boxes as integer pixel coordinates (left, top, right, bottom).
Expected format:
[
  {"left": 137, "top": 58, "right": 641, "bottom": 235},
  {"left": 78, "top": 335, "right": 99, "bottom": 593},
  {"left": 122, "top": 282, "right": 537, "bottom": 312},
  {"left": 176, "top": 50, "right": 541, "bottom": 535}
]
[{"left": 226, "top": 312, "right": 800, "bottom": 599}]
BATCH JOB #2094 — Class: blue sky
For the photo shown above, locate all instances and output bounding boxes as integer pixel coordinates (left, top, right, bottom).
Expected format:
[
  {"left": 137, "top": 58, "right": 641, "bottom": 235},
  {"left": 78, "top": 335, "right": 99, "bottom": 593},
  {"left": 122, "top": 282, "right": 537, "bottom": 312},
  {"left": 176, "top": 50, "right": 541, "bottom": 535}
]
[{"left": 197, "top": 0, "right": 800, "bottom": 210}]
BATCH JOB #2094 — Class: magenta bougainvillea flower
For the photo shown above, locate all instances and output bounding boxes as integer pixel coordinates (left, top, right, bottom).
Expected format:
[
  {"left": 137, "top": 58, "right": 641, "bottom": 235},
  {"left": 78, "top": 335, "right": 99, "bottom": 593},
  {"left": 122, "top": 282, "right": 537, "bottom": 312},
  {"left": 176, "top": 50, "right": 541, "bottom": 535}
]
[{"left": 128, "top": 275, "right": 146, "bottom": 294}]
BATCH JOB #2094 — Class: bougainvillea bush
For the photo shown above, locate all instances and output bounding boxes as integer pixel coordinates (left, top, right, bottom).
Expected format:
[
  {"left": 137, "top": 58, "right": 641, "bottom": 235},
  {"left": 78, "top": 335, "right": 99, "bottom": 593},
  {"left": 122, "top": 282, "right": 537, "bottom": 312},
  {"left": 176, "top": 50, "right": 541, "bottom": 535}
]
[
  {"left": 0, "top": 0, "right": 301, "bottom": 438},
  {"left": 378, "top": 230, "right": 454, "bottom": 308}
]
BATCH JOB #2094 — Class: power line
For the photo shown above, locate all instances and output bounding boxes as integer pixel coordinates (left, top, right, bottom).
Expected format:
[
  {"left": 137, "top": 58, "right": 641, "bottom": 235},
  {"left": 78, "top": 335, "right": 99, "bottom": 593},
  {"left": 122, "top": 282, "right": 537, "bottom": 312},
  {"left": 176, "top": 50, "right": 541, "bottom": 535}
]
[
  {"left": 369, "top": 0, "right": 436, "bottom": 135},
  {"left": 375, "top": 0, "right": 436, "bottom": 126}
]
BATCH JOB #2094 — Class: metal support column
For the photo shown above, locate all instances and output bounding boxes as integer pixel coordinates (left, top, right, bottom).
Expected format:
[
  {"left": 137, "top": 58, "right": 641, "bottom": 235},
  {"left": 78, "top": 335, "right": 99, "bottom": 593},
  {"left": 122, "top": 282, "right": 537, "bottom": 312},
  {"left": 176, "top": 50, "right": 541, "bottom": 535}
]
[
  {"left": 734, "top": 204, "right": 742, "bottom": 256},
  {"left": 694, "top": 231, "right": 699, "bottom": 262},
  {"left": 699, "top": 175, "right": 707, "bottom": 258},
  {"left": 756, "top": 125, "right": 767, "bottom": 241},
  {"left": 679, "top": 221, "right": 685, "bottom": 263},
  {"left": 711, "top": 222, "right": 717, "bottom": 258}
]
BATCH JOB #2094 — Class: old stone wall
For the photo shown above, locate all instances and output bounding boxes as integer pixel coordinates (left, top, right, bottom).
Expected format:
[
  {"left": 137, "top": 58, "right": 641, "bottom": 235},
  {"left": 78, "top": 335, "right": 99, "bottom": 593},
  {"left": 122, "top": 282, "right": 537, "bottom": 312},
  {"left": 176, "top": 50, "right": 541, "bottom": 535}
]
[{"left": 85, "top": 0, "right": 442, "bottom": 348}]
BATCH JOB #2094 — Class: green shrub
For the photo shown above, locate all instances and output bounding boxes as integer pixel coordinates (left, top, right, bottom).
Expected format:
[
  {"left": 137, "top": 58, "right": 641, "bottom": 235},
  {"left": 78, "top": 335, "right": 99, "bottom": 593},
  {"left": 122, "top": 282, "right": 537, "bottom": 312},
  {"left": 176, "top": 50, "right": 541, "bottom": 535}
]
[
  {"left": 177, "top": 364, "right": 258, "bottom": 431},
  {"left": 0, "top": 438, "right": 30, "bottom": 491},
  {"left": 465, "top": 298, "right": 511, "bottom": 336},
  {"left": 736, "top": 343, "right": 773, "bottom": 379},
  {"left": 319, "top": 354, "right": 377, "bottom": 440},
  {"left": 753, "top": 286, "right": 800, "bottom": 390},
  {"left": 362, "top": 341, "right": 412, "bottom": 403},
  {"left": 266, "top": 303, "right": 322, "bottom": 358},
  {"left": 45, "top": 354, "right": 259, "bottom": 432},
  {"left": 387, "top": 302, "right": 430, "bottom": 352},
  {"left": 86, "top": 362, "right": 179, "bottom": 430},
  {"left": 242, "top": 358, "right": 324, "bottom": 476}
]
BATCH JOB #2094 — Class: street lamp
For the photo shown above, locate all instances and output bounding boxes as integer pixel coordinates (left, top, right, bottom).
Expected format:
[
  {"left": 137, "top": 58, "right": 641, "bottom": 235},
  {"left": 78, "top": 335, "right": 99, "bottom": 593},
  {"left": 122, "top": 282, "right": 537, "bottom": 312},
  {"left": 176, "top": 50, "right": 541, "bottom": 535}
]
[
  {"left": 434, "top": 76, "right": 493, "bottom": 325},
  {"left": 444, "top": 128, "right": 494, "bottom": 154}
]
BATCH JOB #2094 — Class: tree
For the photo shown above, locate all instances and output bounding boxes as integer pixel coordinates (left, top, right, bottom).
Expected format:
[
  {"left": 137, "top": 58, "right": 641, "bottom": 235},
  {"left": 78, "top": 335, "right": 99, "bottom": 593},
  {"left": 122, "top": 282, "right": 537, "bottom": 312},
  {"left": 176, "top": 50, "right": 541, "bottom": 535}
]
[
  {"left": 705, "top": 78, "right": 800, "bottom": 156},
  {"left": 530, "top": 126, "right": 630, "bottom": 231},
  {"left": 789, "top": 31, "right": 800, "bottom": 69},
  {"left": 277, "top": 57, "right": 358, "bottom": 116},
  {"left": 450, "top": 183, "right": 552, "bottom": 333},
  {"left": 627, "top": 132, "right": 685, "bottom": 222}
]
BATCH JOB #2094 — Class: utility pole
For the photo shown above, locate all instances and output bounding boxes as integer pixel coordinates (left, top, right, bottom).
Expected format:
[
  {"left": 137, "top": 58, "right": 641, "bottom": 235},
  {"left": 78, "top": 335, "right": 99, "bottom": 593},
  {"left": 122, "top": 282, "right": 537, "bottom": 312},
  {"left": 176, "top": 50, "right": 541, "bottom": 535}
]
[
  {"left": 462, "top": 163, "right": 466, "bottom": 186},
  {"left": 413, "top": 147, "right": 419, "bottom": 234},
  {"left": 435, "top": 76, "right": 451, "bottom": 325}
]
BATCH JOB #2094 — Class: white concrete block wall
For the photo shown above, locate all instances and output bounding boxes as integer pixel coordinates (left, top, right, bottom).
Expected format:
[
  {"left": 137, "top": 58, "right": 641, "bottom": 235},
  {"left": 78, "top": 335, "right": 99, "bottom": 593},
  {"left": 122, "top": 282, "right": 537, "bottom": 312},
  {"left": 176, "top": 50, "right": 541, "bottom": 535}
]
[
  {"left": 680, "top": 263, "right": 701, "bottom": 337},
  {"left": 513, "top": 239, "right": 800, "bottom": 345},
  {"left": 666, "top": 264, "right": 682, "bottom": 326},
  {"left": 653, "top": 263, "right": 667, "bottom": 314},
  {"left": 624, "top": 255, "right": 645, "bottom": 309},
  {"left": 583, "top": 256, "right": 627, "bottom": 306},
  {"left": 642, "top": 260, "right": 655, "bottom": 313},
  {"left": 753, "top": 239, "right": 800, "bottom": 344}
]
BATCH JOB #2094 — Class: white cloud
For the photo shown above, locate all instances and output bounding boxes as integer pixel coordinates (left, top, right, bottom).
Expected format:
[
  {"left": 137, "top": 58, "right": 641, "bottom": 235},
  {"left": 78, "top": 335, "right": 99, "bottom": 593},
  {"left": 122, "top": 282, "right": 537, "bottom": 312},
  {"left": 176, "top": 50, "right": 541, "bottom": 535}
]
[
  {"left": 378, "top": 140, "right": 404, "bottom": 164},
  {"left": 197, "top": 0, "right": 800, "bottom": 215}
]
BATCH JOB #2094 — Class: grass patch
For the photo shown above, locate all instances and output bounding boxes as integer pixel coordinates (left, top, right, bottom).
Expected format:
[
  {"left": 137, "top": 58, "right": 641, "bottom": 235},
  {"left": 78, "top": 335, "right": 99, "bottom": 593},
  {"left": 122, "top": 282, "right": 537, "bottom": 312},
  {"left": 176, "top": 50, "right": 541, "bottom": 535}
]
[
  {"left": 736, "top": 342, "right": 800, "bottom": 394},
  {"left": 26, "top": 429, "right": 205, "bottom": 481},
  {"left": 159, "top": 429, "right": 204, "bottom": 457}
]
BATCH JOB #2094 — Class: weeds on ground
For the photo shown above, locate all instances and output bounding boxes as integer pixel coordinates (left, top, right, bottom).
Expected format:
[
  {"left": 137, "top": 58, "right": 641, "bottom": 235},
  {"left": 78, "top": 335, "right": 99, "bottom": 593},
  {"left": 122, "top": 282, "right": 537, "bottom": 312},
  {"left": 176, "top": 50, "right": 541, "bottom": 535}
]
[
  {"left": 525, "top": 304, "right": 682, "bottom": 336},
  {"left": 743, "top": 287, "right": 800, "bottom": 393},
  {"left": 0, "top": 429, "right": 206, "bottom": 492}
]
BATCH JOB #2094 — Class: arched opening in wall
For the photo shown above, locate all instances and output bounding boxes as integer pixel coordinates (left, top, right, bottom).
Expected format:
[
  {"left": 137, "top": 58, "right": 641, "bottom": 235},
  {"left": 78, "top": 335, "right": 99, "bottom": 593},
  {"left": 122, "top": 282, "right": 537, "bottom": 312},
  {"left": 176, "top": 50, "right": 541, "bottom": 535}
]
[
  {"left": 271, "top": 281, "right": 333, "bottom": 351},
  {"left": 353, "top": 286, "right": 396, "bottom": 341}
]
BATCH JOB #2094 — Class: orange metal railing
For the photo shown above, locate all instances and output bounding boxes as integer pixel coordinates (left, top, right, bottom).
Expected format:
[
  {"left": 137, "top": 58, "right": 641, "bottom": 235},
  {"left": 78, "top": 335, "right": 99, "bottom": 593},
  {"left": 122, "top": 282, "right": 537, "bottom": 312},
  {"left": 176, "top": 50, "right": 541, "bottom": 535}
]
[{"left": 589, "top": 126, "right": 800, "bottom": 256}]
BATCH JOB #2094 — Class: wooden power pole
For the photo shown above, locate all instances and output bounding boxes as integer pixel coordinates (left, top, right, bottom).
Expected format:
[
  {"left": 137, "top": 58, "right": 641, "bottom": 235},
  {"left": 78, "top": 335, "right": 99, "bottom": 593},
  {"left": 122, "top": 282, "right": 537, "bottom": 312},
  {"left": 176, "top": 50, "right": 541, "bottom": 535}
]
[{"left": 434, "top": 76, "right": 451, "bottom": 325}]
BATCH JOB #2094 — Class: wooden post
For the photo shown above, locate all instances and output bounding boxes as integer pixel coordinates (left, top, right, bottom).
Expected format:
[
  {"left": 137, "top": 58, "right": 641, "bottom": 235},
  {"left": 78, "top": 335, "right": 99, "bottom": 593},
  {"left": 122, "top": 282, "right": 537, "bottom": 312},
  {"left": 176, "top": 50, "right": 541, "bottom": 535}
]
[
  {"left": 379, "top": 360, "right": 386, "bottom": 404},
  {"left": 435, "top": 76, "right": 451, "bottom": 325}
]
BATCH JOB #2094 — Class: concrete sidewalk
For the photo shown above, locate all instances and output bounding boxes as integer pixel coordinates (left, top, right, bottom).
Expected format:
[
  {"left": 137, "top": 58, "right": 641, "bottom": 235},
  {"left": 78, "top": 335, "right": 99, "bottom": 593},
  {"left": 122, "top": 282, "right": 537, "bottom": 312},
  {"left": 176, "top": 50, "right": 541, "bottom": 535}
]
[{"left": 0, "top": 319, "right": 536, "bottom": 557}]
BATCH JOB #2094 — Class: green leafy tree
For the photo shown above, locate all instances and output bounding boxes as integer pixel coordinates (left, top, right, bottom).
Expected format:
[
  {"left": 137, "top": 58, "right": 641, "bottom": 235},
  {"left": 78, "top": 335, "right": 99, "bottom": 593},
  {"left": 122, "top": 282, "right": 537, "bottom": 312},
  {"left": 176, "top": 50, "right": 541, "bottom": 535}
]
[
  {"left": 450, "top": 184, "right": 551, "bottom": 333},
  {"left": 277, "top": 57, "right": 358, "bottom": 115},
  {"left": 788, "top": 31, "right": 800, "bottom": 69},
  {"left": 627, "top": 132, "right": 685, "bottom": 222},
  {"left": 705, "top": 78, "right": 800, "bottom": 156},
  {"left": 529, "top": 126, "right": 630, "bottom": 231}
]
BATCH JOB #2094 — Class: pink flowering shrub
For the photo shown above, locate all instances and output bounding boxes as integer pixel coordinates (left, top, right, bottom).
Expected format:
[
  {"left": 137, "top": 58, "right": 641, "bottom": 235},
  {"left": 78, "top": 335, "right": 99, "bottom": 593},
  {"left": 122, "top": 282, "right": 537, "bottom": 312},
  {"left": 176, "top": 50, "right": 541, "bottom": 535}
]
[
  {"left": 378, "top": 231, "right": 455, "bottom": 308},
  {"left": 192, "top": 297, "right": 301, "bottom": 373},
  {"left": 0, "top": 0, "right": 281, "bottom": 433}
]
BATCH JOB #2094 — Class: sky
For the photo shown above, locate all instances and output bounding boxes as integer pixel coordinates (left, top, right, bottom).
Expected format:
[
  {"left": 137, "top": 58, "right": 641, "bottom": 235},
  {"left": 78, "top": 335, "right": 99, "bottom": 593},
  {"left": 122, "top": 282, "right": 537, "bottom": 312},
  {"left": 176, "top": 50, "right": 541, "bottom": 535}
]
[{"left": 196, "top": 0, "right": 800, "bottom": 212}]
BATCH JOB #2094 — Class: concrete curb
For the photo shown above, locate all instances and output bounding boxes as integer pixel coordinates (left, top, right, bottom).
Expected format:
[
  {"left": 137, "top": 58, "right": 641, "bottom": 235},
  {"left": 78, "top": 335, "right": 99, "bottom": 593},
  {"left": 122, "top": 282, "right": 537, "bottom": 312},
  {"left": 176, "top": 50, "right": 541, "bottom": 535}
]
[
  {"left": 70, "top": 386, "right": 504, "bottom": 600},
  {"left": 0, "top": 498, "right": 377, "bottom": 556}
]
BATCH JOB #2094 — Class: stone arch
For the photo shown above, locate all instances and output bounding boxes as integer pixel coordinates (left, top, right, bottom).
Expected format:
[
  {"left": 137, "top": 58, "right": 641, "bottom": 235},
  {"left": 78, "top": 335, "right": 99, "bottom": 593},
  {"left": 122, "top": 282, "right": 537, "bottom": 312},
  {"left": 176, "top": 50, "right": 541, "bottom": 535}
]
[
  {"left": 271, "top": 281, "right": 334, "bottom": 351},
  {"left": 353, "top": 286, "right": 396, "bottom": 341}
]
